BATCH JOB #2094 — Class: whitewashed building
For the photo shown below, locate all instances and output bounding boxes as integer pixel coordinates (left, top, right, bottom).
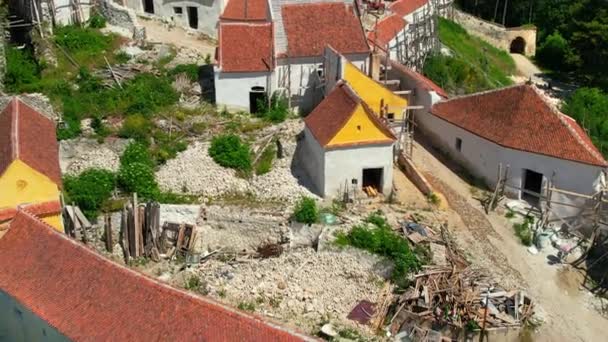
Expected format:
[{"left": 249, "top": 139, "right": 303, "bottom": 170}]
[
  {"left": 301, "top": 81, "right": 396, "bottom": 197},
  {"left": 420, "top": 84, "right": 607, "bottom": 220},
  {"left": 214, "top": 0, "right": 370, "bottom": 114}
]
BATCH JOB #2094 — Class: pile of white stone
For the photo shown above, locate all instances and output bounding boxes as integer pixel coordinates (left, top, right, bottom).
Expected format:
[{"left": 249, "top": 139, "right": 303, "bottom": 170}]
[
  {"left": 60, "top": 138, "right": 129, "bottom": 175},
  {"left": 198, "top": 247, "right": 388, "bottom": 332},
  {"left": 156, "top": 142, "right": 250, "bottom": 196}
]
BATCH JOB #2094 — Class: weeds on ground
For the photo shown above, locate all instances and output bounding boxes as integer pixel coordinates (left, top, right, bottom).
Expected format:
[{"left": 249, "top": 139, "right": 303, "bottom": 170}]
[
  {"left": 427, "top": 192, "right": 440, "bottom": 206},
  {"left": 209, "top": 134, "right": 253, "bottom": 173},
  {"left": 255, "top": 144, "right": 276, "bottom": 175},
  {"left": 335, "top": 211, "right": 420, "bottom": 287},
  {"left": 505, "top": 208, "right": 516, "bottom": 219},
  {"left": 217, "top": 288, "right": 227, "bottom": 298},
  {"left": 237, "top": 301, "right": 256, "bottom": 312},
  {"left": 513, "top": 216, "right": 534, "bottom": 246},
  {"left": 292, "top": 196, "right": 319, "bottom": 224}
]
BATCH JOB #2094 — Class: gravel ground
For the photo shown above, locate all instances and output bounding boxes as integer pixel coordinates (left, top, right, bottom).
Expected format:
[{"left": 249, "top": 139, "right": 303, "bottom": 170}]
[
  {"left": 60, "top": 138, "right": 130, "bottom": 175},
  {"left": 195, "top": 247, "right": 390, "bottom": 334}
]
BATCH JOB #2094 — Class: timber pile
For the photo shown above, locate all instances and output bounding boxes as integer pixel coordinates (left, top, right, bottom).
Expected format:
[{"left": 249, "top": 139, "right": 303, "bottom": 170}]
[
  {"left": 93, "top": 63, "right": 159, "bottom": 88},
  {"left": 158, "top": 222, "right": 197, "bottom": 259},
  {"left": 120, "top": 194, "right": 162, "bottom": 262},
  {"left": 364, "top": 186, "right": 379, "bottom": 197}
]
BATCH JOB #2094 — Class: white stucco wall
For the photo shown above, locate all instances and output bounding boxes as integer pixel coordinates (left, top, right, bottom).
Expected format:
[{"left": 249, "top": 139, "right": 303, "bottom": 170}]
[
  {"left": 418, "top": 110, "right": 604, "bottom": 219},
  {"left": 214, "top": 70, "right": 273, "bottom": 110},
  {"left": 121, "top": 0, "right": 223, "bottom": 38},
  {"left": 53, "top": 0, "right": 92, "bottom": 25},
  {"left": 276, "top": 53, "right": 368, "bottom": 114},
  {"left": 0, "top": 291, "right": 67, "bottom": 341},
  {"left": 324, "top": 143, "right": 394, "bottom": 197}
]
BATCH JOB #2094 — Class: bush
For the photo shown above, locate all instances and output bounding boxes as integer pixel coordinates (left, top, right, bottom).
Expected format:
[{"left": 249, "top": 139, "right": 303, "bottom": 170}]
[
  {"left": 208, "top": 134, "right": 252, "bottom": 172},
  {"left": 255, "top": 144, "right": 275, "bottom": 175},
  {"left": 120, "top": 142, "right": 154, "bottom": 167},
  {"left": 4, "top": 46, "right": 42, "bottom": 93},
  {"left": 119, "top": 114, "right": 152, "bottom": 142},
  {"left": 536, "top": 31, "right": 579, "bottom": 71},
  {"left": 256, "top": 92, "right": 290, "bottom": 123},
  {"left": 168, "top": 64, "right": 199, "bottom": 82},
  {"left": 513, "top": 216, "right": 534, "bottom": 246},
  {"left": 151, "top": 130, "right": 188, "bottom": 164},
  {"left": 292, "top": 196, "right": 319, "bottom": 224},
  {"left": 122, "top": 73, "right": 179, "bottom": 116},
  {"left": 88, "top": 13, "right": 107, "bottom": 28},
  {"left": 54, "top": 25, "right": 113, "bottom": 64},
  {"left": 561, "top": 87, "right": 608, "bottom": 157},
  {"left": 118, "top": 162, "right": 159, "bottom": 200},
  {"left": 63, "top": 169, "right": 115, "bottom": 219},
  {"left": 336, "top": 212, "right": 420, "bottom": 285}
]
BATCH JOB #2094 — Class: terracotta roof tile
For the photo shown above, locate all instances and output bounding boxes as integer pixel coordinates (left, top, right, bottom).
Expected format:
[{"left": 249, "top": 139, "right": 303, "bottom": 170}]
[
  {"left": 0, "top": 98, "right": 62, "bottom": 186},
  {"left": 219, "top": 22, "right": 274, "bottom": 72},
  {"left": 221, "top": 0, "right": 268, "bottom": 21},
  {"left": 282, "top": 3, "right": 369, "bottom": 57},
  {"left": 430, "top": 85, "right": 607, "bottom": 167},
  {"left": 0, "top": 210, "right": 312, "bottom": 341},
  {"left": 305, "top": 82, "right": 396, "bottom": 147},
  {"left": 367, "top": 14, "right": 406, "bottom": 48},
  {"left": 388, "top": 60, "right": 448, "bottom": 98},
  {"left": 390, "top": 0, "right": 428, "bottom": 17},
  {"left": 0, "top": 201, "right": 62, "bottom": 222}
]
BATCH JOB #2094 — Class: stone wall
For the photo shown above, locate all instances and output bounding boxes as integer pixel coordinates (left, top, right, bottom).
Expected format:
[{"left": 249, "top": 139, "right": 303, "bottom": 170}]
[
  {"left": 99, "top": 0, "right": 138, "bottom": 31},
  {"left": 448, "top": 9, "right": 536, "bottom": 56}
]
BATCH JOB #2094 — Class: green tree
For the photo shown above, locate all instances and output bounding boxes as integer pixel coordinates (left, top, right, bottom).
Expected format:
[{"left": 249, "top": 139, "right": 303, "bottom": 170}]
[
  {"left": 536, "top": 31, "right": 579, "bottom": 70},
  {"left": 561, "top": 87, "right": 608, "bottom": 156}
]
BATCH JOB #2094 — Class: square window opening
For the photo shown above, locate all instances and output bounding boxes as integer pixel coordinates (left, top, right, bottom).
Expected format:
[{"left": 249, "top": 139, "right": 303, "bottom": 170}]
[{"left": 173, "top": 7, "right": 183, "bottom": 14}]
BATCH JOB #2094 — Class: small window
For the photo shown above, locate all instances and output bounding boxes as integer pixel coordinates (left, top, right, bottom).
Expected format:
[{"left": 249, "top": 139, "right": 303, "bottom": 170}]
[
  {"left": 173, "top": 7, "right": 183, "bottom": 14},
  {"left": 387, "top": 113, "right": 395, "bottom": 120},
  {"left": 316, "top": 64, "right": 324, "bottom": 78},
  {"left": 455, "top": 138, "right": 462, "bottom": 152},
  {"left": 356, "top": 125, "right": 362, "bottom": 131}
]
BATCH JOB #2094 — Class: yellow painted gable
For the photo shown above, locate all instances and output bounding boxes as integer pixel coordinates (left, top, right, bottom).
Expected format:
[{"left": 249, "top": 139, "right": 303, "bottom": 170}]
[
  {"left": 0, "top": 160, "right": 60, "bottom": 208},
  {"left": 344, "top": 62, "right": 408, "bottom": 120},
  {"left": 0, "top": 160, "right": 63, "bottom": 231},
  {"left": 327, "top": 103, "right": 394, "bottom": 147}
]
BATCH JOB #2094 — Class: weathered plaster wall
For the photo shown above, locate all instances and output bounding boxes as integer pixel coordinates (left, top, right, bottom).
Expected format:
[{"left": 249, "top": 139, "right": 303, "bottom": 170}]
[
  {"left": 0, "top": 291, "right": 68, "bottom": 341},
  {"left": 53, "top": 0, "right": 92, "bottom": 25},
  {"left": 214, "top": 70, "right": 272, "bottom": 110},
  {"left": 417, "top": 110, "right": 603, "bottom": 220},
  {"left": 300, "top": 127, "right": 326, "bottom": 196},
  {"left": 449, "top": 9, "right": 536, "bottom": 56},
  {"left": 100, "top": 0, "right": 138, "bottom": 31},
  {"left": 324, "top": 143, "right": 394, "bottom": 197}
]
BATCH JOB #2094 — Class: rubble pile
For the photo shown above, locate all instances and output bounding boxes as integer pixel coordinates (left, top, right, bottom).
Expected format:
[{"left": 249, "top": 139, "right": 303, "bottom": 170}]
[
  {"left": 60, "top": 138, "right": 129, "bottom": 175},
  {"left": 197, "top": 248, "right": 389, "bottom": 331}
]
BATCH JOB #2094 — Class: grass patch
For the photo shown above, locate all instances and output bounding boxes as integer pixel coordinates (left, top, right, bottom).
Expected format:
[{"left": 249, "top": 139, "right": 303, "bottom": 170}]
[
  {"left": 237, "top": 301, "right": 256, "bottom": 312},
  {"left": 425, "top": 18, "right": 515, "bottom": 94},
  {"left": 513, "top": 216, "right": 534, "bottom": 246},
  {"left": 255, "top": 144, "right": 276, "bottom": 175},
  {"left": 335, "top": 211, "right": 421, "bottom": 287}
]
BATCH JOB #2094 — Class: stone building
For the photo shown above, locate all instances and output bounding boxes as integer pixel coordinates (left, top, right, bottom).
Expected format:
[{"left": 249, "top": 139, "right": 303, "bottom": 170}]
[{"left": 300, "top": 82, "right": 396, "bottom": 197}]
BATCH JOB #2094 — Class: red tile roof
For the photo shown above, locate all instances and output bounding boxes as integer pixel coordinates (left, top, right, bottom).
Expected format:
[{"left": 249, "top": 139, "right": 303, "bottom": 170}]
[
  {"left": 430, "top": 85, "right": 607, "bottom": 167},
  {"left": 0, "top": 200, "right": 62, "bottom": 222},
  {"left": 282, "top": 3, "right": 369, "bottom": 58},
  {"left": 0, "top": 98, "right": 62, "bottom": 186},
  {"left": 389, "top": 60, "right": 448, "bottom": 98},
  {"left": 221, "top": 0, "right": 268, "bottom": 21},
  {"left": 0, "top": 210, "right": 312, "bottom": 341},
  {"left": 390, "top": 0, "right": 428, "bottom": 17},
  {"left": 367, "top": 14, "right": 406, "bottom": 48},
  {"left": 219, "top": 22, "right": 274, "bottom": 72},
  {"left": 305, "top": 82, "right": 396, "bottom": 148}
]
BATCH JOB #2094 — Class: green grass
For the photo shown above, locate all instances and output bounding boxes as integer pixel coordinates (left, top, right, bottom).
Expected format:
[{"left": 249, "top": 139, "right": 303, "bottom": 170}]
[
  {"left": 429, "top": 18, "right": 516, "bottom": 94},
  {"left": 255, "top": 144, "right": 276, "bottom": 175}
]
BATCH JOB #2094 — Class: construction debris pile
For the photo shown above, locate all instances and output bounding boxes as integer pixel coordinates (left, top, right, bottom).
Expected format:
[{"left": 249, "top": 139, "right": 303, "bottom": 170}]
[{"left": 389, "top": 223, "right": 535, "bottom": 339}]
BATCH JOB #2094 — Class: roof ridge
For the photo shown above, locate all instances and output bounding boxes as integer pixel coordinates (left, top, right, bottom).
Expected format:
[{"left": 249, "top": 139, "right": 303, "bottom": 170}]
[
  {"left": 435, "top": 83, "right": 526, "bottom": 105},
  {"left": 529, "top": 85, "right": 606, "bottom": 165},
  {"left": 11, "top": 97, "right": 19, "bottom": 161}
]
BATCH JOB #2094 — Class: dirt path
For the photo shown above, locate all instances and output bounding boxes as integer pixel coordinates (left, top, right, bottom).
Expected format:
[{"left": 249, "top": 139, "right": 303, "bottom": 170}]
[
  {"left": 411, "top": 140, "right": 608, "bottom": 341},
  {"left": 511, "top": 53, "right": 542, "bottom": 80},
  {"left": 139, "top": 19, "right": 216, "bottom": 55}
]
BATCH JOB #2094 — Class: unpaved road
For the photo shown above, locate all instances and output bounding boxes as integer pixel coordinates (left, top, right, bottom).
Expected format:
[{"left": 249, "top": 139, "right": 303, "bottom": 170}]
[
  {"left": 511, "top": 53, "right": 542, "bottom": 80},
  {"left": 139, "top": 19, "right": 216, "bottom": 56},
  {"left": 411, "top": 139, "right": 607, "bottom": 341}
]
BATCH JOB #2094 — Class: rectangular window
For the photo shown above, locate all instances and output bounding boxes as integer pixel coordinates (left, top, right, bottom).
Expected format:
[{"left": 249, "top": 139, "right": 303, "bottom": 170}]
[
  {"left": 455, "top": 138, "right": 462, "bottom": 152},
  {"left": 173, "top": 7, "right": 183, "bottom": 14},
  {"left": 387, "top": 113, "right": 395, "bottom": 120}
]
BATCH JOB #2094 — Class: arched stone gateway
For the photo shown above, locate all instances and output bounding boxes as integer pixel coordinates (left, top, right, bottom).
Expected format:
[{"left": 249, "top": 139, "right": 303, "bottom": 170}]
[{"left": 510, "top": 37, "right": 526, "bottom": 54}]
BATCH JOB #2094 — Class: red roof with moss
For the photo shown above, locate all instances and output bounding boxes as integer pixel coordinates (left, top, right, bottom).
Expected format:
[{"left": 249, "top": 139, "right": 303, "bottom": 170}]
[
  {"left": 0, "top": 98, "right": 62, "bottom": 186},
  {"left": 390, "top": 0, "right": 428, "bottom": 17},
  {"left": 221, "top": 0, "right": 268, "bottom": 21},
  {"left": 305, "top": 82, "right": 396, "bottom": 148},
  {"left": 218, "top": 22, "right": 274, "bottom": 72},
  {"left": 367, "top": 14, "right": 406, "bottom": 48},
  {"left": 0, "top": 210, "right": 312, "bottom": 341},
  {"left": 430, "top": 85, "right": 607, "bottom": 167},
  {"left": 281, "top": 3, "right": 369, "bottom": 58}
]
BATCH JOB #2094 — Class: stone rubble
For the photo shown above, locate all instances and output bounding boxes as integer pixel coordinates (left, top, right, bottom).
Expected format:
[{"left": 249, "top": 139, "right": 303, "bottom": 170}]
[
  {"left": 59, "top": 138, "right": 130, "bottom": 175},
  {"left": 196, "top": 247, "right": 389, "bottom": 333}
]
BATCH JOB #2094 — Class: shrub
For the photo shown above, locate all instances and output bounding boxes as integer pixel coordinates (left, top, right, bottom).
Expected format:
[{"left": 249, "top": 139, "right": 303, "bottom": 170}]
[
  {"left": 208, "top": 134, "right": 252, "bottom": 172},
  {"left": 4, "top": 46, "right": 42, "bottom": 93},
  {"left": 119, "top": 114, "right": 152, "bottom": 142},
  {"left": 151, "top": 130, "right": 188, "bottom": 164},
  {"left": 122, "top": 73, "right": 179, "bottom": 115},
  {"left": 536, "top": 31, "right": 579, "bottom": 71},
  {"left": 336, "top": 212, "right": 420, "bottom": 285},
  {"left": 88, "top": 13, "right": 107, "bottom": 28},
  {"left": 118, "top": 162, "right": 159, "bottom": 200},
  {"left": 168, "top": 64, "right": 199, "bottom": 82},
  {"left": 292, "top": 196, "right": 319, "bottom": 224},
  {"left": 256, "top": 92, "right": 290, "bottom": 123},
  {"left": 63, "top": 169, "right": 115, "bottom": 219},
  {"left": 120, "top": 142, "right": 154, "bottom": 167},
  {"left": 54, "top": 25, "right": 113, "bottom": 64},
  {"left": 513, "top": 216, "right": 534, "bottom": 246}
]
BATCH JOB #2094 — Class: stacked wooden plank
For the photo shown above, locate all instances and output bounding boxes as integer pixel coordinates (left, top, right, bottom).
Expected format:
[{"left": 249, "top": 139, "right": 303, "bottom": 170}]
[
  {"left": 120, "top": 194, "right": 162, "bottom": 262},
  {"left": 158, "top": 222, "right": 197, "bottom": 259}
]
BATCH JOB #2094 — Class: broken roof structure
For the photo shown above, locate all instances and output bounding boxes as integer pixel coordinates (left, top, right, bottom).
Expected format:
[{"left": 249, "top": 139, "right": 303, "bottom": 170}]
[
  {"left": 431, "top": 85, "right": 606, "bottom": 167},
  {"left": 280, "top": 2, "right": 369, "bottom": 57},
  {"left": 0, "top": 98, "right": 62, "bottom": 186},
  {"left": 0, "top": 210, "right": 312, "bottom": 341}
]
